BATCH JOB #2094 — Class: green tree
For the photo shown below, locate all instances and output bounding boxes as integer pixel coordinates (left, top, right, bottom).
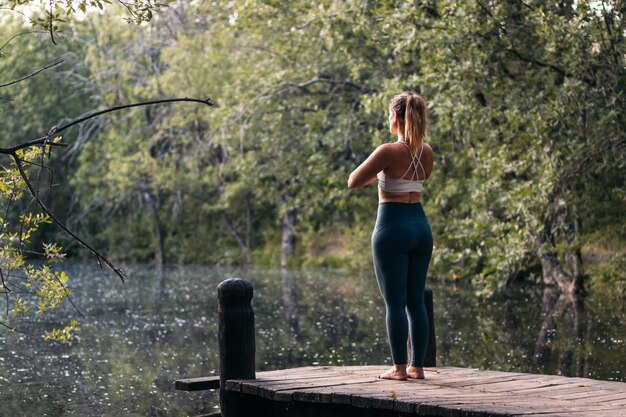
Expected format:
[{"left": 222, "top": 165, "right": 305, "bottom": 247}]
[
  {"left": 75, "top": 0, "right": 624, "bottom": 295},
  {"left": 0, "top": 1, "right": 212, "bottom": 338},
  {"left": 4, "top": 0, "right": 622, "bottom": 325}
]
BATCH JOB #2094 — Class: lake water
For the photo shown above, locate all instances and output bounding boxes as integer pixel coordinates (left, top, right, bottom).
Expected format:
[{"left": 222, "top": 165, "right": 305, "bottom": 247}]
[{"left": 0, "top": 264, "right": 624, "bottom": 416}]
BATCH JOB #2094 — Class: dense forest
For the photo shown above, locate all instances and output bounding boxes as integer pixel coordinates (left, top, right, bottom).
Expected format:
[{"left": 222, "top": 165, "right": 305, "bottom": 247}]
[{"left": 1, "top": 0, "right": 624, "bottom": 330}]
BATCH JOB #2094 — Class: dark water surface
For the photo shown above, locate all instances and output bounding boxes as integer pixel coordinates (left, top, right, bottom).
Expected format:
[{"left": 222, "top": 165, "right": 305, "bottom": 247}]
[{"left": 0, "top": 264, "right": 624, "bottom": 416}]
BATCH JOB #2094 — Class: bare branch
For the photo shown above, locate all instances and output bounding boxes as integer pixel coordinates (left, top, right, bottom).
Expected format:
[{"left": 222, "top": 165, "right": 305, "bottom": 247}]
[
  {"left": 0, "top": 140, "right": 67, "bottom": 156},
  {"left": 0, "top": 270, "right": 11, "bottom": 317},
  {"left": 212, "top": 78, "right": 373, "bottom": 137},
  {"left": 10, "top": 153, "right": 128, "bottom": 282},
  {"left": 0, "top": 320, "right": 33, "bottom": 336},
  {"left": 221, "top": 212, "right": 248, "bottom": 252},
  {"left": 0, "top": 96, "right": 215, "bottom": 283},
  {"left": 44, "top": 97, "right": 215, "bottom": 138},
  {"left": 48, "top": 0, "right": 56, "bottom": 45},
  {"left": 0, "top": 97, "right": 214, "bottom": 155},
  {"left": 53, "top": 273, "right": 84, "bottom": 319},
  {"left": 0, "top": 30, "right": 48, "bottom": 53},
  {"left": 0, "top": 7, "right": 29, "bottom": 19},
  {"left": 505, "top": 48, "right": 595, "bottom": 86},
  {"left": 281, "top": 77, "right": 375, "bottom": 94},
  {"left": 0, "top": 60, "right": 64, "bottom": 89}
]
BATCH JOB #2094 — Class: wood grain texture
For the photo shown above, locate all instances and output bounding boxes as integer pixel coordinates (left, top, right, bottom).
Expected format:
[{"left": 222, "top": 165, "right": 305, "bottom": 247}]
[{"left": 224, "top": 366, "right": 626, "bottom": 417}]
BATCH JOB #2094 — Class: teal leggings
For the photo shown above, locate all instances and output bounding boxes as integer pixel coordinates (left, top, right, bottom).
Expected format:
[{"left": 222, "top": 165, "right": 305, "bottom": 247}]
[{"left": 372, "top": 202, "right": 433, "bottom": 366}]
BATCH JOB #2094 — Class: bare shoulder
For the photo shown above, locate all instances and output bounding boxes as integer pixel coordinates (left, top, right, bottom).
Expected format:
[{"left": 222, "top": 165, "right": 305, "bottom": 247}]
[
  {"left": 421, "top": 142, "right": 434, "bottom": 159},
  {"left": 378, "top": 142, "right": 396, "bottom": 151},
  {"left": 373, "top": 142, "right": 396, "bottom": 157},
  {"left": 382, "top": 141, "right": 408, "bottom": 153}
]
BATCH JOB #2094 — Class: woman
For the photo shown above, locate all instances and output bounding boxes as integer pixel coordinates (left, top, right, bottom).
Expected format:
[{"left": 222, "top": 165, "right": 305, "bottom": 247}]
[{"left": 348, "top": 92, "right": 433, "bottom": 381}]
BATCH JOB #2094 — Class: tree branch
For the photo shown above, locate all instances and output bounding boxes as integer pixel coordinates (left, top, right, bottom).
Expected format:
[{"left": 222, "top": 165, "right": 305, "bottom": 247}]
[
  {"left": 548, "top": 139, "right": 625, "bottom": 202},
  {"left": 0, "top": 140, "right": 67, "bottom": 155},
  {"left": 48, "top": 0, "right": 57, "bottom": 45},
  {"left": 0, "top": 30, "right": 48, "bottom": 53},
  {"left": 44, "top": 97, "right": 215, "bottom": 137},
  {"left": 0, "top": 97, "right": 214, "bottom": 155},
  {"left": 505, "top": 48, "right": 595, "bottom": 86},
  {"left": 10, "top": 153, "right": 128, "bottom": 282},
  {"left": 221, "top": 212, "right": 249, "bottom": 252},
  {"left": 0, "top": 320, "right": 33, "bottom": 336},
  {"left": 54, "top": 272, "right": 84, "bottom": 318},
  {"left": 212, "top": 78, "right": 373, "bottom": 136},
  {"left": 0, "top": 96, "right": 215, "bottom": 282},
  {"left": 0, "top": 60, "right": 64, "bottom": 89},
  {"left": 281, "top": 77, "right": 376, "bottom": 94}
]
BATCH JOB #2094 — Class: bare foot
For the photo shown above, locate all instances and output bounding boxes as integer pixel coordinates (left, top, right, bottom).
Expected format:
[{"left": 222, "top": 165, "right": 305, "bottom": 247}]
[
  {"left": 377, "top": 366, "right": 407, "bottom": 381},
  {"left": 407, "top": 366, "right": 425, "bottom": 379}
]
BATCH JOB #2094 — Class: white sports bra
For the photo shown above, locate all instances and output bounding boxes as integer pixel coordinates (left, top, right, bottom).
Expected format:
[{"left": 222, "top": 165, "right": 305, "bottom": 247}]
[{"left": 377, "top": 141, "right": 426, "bottom": 193}]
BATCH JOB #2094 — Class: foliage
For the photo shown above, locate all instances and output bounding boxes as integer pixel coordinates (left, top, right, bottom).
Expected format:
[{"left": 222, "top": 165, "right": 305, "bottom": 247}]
[
  {"left": 0, "top": 0, "right": 173, "bottom": 33},
  {"left": 0, "top": 1, "right": 167, "bottom": 339},
  {"left": 0, "top": 141, "right": 76, "bottom": 339},
  {"left": 59, "top": 1, "right": 625, "bottom": 293},
  {"left": 1, "top": 0, "right": 624, "bottom": 329}
]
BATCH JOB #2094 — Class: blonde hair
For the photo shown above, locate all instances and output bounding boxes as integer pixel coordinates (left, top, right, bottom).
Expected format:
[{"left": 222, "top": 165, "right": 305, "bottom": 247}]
[{"left": 389, "top": 92, "right": 428, "bottom": 153}]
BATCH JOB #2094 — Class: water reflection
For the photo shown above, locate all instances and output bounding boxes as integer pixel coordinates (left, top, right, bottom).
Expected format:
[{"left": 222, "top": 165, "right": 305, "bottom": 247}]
[
  {"left": 280, "top": 268, "right": 300, "bottom": 338},
  {"left": 533, "top": 288, "right": 592, "bottom": 378},
  {"left": 0, "top": 264, "right": 623, "bottom": 417}
]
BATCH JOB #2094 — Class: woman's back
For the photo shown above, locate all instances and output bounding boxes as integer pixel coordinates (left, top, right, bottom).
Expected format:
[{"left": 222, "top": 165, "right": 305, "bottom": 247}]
[{"left": 378, "top": 141, "right": 434, "bottom": 204}]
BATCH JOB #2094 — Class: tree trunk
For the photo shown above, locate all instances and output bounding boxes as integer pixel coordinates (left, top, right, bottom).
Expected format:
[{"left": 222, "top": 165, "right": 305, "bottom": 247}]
[
  {"left": 281, "top": 208, "right": 297, "bottom": 269},
  {"left": 537, "top": 201, "right": 583, "bottom": 296},
  {"left": 566, "top": 205, "right": 584, "bottom": 294},
  {"left": 538, "top": 238, "right": 569, "bottom": 289},
  {"left": 144, "top": 190, "right": 165, "bottom": 269},
  {"left": 245, "top": 192, "right": 252, "bottom": 264}
]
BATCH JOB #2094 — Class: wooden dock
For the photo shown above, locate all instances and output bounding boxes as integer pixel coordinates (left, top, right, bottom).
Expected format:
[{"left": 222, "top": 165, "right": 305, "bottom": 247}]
[
  {"left": 215, "top": 365, "right": 626, "bottom": 417},
  {"left": 176, "top": 279, "right": 626, "bottom": 417}
]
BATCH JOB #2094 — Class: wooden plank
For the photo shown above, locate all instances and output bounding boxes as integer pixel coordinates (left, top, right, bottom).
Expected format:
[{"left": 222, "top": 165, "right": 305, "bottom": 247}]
[
  {"left": 548, "top": 389, "right": 616, "bottom": 401},
  {"left": 286, "top": 379, "right": 440, "bottom": 409},
  {"left": 228, "top": 373, "right": 357, "bottom": 396},
  {"left": 259, "top": 376, "right": 381, "bottom": 402},
  {"left": 350, "top": 393, "right": 372, "bottom": 409},
  {"left": 393, "top": 399, "right": 415, "bottom": 414},
  {"left": 216, "top": 366, "right": 626, "bottom": 417},
  {"left": 511, "top": 407, "right": 626, "bottom": 417},
  {"left": 370, "top": 394, "right": 396, "bottom": 410},
  {"left": 258, "top": 374, "right": 379, "bottom": 393},
  {"left": 605, "top": 396, "right": 626, "bottom": 406},
  {"left": 256, "top": 366, "right": 321, "bottom": 376},
  {"left": 224, "top": 379, "right": 241, "bottom": 392},
  {"left": 499, "top": 379, "right": 597, "bottom": 395},
  {"left": 441, "top": 373, "right": 541, "bottom": 388},
  {"left": 469, "top": 379, "right": 570, "bottom": 393},
  {"left": 519, "top": 385, "right": 615, "bottom": 400},
  {"left": 559, "top": 377, "right": 619, "bottom": 389},
  {"left": 174, "top": 375, "right": 220, "bottom": 391},
  {"left": 237, "top": 373, "right": 348, "bottom": 386},
  {"left": 330, "top": 391, "right": 353, "bottom": 405}
]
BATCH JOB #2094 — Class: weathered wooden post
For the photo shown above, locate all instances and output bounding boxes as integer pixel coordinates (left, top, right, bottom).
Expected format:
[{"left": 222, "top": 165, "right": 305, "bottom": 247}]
[
  {"left": 218, "top": 278, "right": 256, "bottom": 417},
  {"left": 424, "top": 287, "right": 436, "bottom": 367}
]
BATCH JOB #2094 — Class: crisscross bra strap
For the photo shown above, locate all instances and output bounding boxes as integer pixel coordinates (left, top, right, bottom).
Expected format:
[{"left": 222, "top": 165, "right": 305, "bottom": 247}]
[{"left": 399, "top": 141, "right": 426, "bottom": 181}]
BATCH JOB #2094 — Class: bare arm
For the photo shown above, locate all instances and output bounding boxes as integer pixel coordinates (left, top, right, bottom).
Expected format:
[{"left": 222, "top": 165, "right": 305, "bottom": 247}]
[{"left": 347, "top": 144, "right": 390, "bottom": 189}]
